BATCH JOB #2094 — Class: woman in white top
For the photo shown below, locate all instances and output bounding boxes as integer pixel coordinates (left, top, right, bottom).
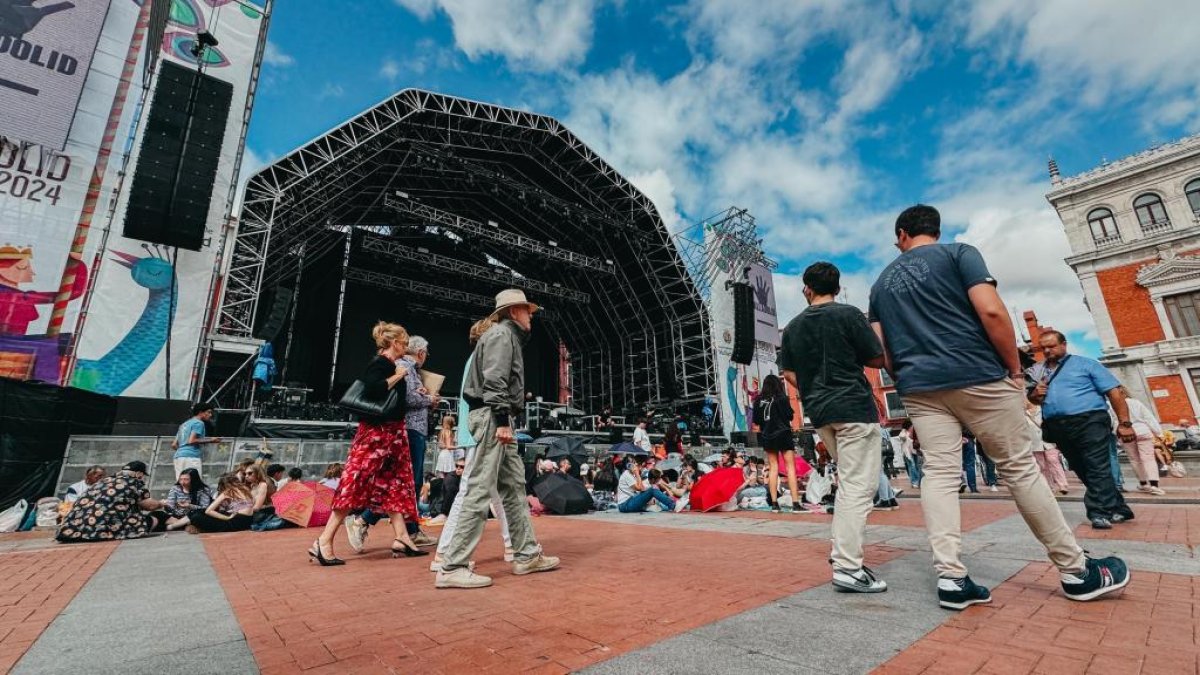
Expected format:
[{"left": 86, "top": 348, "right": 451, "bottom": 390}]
[
  {"left": 633, "top": 420, "right": 652, "bottom": 453},
  {"left": 434, "top": 415, "right": 457, "bottom": 477},
  {"left": 1025, "top": 402, "right": 1070, "bottom": 495},
  {"left": 1119, "top": 387, "right": 1165, "bottom": 495}
]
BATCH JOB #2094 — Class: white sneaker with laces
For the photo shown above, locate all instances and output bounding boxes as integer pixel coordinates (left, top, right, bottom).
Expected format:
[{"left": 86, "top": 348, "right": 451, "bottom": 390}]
[
  {"left": 1149, "top": 486, "right": 1166, "bottom": 496},
  {"left": 345, "top": 515, "right": 368, "bottom": 554},
  {"left": 833, "top": 566, "right": 887, "bottom": 593}
]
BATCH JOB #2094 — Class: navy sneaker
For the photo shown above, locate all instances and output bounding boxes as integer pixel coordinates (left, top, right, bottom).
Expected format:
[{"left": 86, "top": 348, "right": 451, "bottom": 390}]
[
  {"left": 1061, "top": 556, "right": 1130, "bottom": 602},
  {"left": 937, "top": 576, "right": 992, "bottom": 610}
]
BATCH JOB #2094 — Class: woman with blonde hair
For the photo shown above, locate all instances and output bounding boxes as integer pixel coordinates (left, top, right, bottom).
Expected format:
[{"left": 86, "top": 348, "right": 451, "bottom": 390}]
[
  {"left": 435, "top": 415, "right": 458, "bottom": 478},
  {"left": 310, "top": 321, "right": 426, "bottom": 565},
  {"left": 320, "top": 463, "right": 343, "bottom": 491}
]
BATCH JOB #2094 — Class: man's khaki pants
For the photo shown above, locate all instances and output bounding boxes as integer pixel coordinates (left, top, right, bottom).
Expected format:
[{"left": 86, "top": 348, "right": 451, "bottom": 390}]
[
  {"left": 441, "top": 408, "right": 540, "bottom": 571},
  {"left": 903, "top": 379, "right": 1085, "bottom": 578},
  {"left": 817, "top": 422, "right": 881, "bottom": 571}
]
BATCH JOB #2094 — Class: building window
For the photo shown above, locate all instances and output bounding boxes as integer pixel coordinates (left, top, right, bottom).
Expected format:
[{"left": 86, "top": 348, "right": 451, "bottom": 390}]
[
  {"left": 1163, "top": 291, "right": 1200, "bottom": 338},
  {"left": 1133, "top": 193, "right": 1171, "bottom": 234},
  {"left": 884, "top": 391, "right": 906, "bottom": 419},
  {"left": 1186, "top": 178, "right": 1200, "bottom": 218},
  {"left": 1086, "top": 207, "right": 1121, "bottom": 246}
]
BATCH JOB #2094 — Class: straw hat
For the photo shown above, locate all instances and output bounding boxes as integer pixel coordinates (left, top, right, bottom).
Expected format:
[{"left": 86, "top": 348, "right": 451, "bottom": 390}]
[{"left": 490, "top": 288, "right": 540, "bottom": 320}]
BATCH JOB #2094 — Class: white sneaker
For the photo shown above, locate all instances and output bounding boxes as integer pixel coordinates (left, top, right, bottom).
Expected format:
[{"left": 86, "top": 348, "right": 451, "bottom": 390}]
[
  {"left": 1149, "top": 486, "right": 1166, "bottom": 496},
  {"left": 989, "top": 485, "right": 999, "bottom": 493},
  {"left": 426, "top": 514, "right": 446, "bottom": 526},
  {"left": 512, "top": 554, "right": 560, "bottom": 576},
  {"left": 1137, "top": 485, "right": 1153, "bottom": 493},
  {"left": 435, "top": 567, "right": 493, "bottom": 589},
  {"left": 345, "top": 515, "right": 368, "bottom": 554},
  {"left": 503, "top": 546, "right": 515, "bottom": 562},
  {"left": 429, "top": 558, "right": 475, "bottom": 573},
  {"left": 833, "top": 566, "right": 887, "bottom": 593}
]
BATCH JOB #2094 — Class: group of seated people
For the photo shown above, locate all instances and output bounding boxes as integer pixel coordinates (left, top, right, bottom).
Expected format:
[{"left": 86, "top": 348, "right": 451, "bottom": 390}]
[{"left": 56, "top": 459, "right": 347, "bottom": 543}]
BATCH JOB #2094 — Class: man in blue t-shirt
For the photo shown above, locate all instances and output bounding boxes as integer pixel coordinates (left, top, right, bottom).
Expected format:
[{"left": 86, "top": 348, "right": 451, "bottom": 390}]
[
  {"left": 172, "top": 402, "right": 221, "bottom": 480},
  {"left": 869, "top": 204, "right": 1127, "bottom": 611},
  {"left": 1028, "top": 330, "right": 1135, "bottom": 528}
]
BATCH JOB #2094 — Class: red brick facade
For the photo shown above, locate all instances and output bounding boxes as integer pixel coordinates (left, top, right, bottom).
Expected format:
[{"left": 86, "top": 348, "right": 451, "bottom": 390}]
[
  {"left": 1145, "top": 374, "right": 1194, "bottom": 425},
  {"left": 1097, "top": 260, "right": 1165, "bottom": 347}
]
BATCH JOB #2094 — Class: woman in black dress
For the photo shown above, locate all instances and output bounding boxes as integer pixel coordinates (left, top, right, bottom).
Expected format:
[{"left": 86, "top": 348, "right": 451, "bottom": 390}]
[{"left": 754, "top": 374, "right": 800, "bottom": 512}]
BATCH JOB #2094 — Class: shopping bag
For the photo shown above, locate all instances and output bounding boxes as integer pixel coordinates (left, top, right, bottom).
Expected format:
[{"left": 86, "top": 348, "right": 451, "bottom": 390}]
[{"left": 0, "top": 500, "right": 28, "bottom": 533}]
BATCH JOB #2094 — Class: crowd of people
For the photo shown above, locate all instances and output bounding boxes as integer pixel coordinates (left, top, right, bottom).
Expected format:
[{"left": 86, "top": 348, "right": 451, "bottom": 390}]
[{"left": 53, "top": 204, "right": 1200, "bottom": 611}]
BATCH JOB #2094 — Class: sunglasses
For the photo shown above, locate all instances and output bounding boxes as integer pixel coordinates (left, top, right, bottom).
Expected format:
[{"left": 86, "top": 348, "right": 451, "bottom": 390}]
[{"left": 455, "top": 465, "right": 465, "bottom": 470}]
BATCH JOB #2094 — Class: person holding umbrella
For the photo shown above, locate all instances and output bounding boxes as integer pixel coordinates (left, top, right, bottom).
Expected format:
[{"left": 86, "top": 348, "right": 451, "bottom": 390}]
[
  {"left": 436, "top": 290, "right": 559, "bottom": 589},
  {"left": 616, "top": 456, "right": 675, "bottom": 513}
]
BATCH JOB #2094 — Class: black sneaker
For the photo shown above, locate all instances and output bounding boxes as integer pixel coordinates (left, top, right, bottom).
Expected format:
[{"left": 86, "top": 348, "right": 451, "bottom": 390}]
[
  {"left": 769, "top": 502, "right": 781, "bottom": 513},
  {"left": 833, "top": 566, "right": 888, "bottom": 593},
  {"left": 873, "top": 499, "right": 899, "bottom": 511},
  {"left": 792, "top": 502, "right": 804, "bottom": 513},
  {"left": 937, "top": 576, "right": 992, "bottom": 610},
  {"left": 1091, "top": 517, "right": 1113, "bottom": 530},
  {"left": 1061, "top": 556, "right": 1130, "bottom": 602}
]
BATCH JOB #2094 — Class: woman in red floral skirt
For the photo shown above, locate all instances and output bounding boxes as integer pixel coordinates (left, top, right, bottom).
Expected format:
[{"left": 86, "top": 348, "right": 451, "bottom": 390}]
[{"left": 310, "top": 322, "right": 427, "bottom": 565}]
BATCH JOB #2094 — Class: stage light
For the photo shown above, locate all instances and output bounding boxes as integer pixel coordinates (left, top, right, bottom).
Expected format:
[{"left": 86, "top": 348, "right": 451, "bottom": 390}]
[
  {"left": 604, "top": 259, "right": 614, "bottom": 265},
  {"left": 396, "top": 191, "right": 409, "bottom": 198},
  {"left": 190, "top": 30, "right": 219, "bottom": 58},
  {"left": 487, "top": 220, "right": 498, "bottom": 228},
  {"left": 548, "top": 241, "right": 557, "bottom": 247}
]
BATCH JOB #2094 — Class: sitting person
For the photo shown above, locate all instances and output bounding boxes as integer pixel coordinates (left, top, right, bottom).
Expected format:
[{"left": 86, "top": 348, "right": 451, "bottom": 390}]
[
  {"left": 243, "top": 464, "right": 275, "bottom": 513},
  {"left": 617, "top": 456, "right": 676, "bottom": 513},
  {"left": 64, "top": 465, "right": 106, "bottom": 502},
  {"left": 164, "top": 468, "right": 214, "bottom": 531},
  {"left": 279, "top": 467, "right": 302, "bottom": 489},
  {"left": 557, "top": 458, "right": 573, "bottom": 475},
  {"left": 187, "top": 473, "right": 255, "bottom": 533},
  {"left": 266, "top": 464, "right": 286, "bottom": 487},
  {"left": 319, "top": 463, "right": 342, "bottom": 491},
  {"left": 57, "top": 461, "right": 167, "bottom": 542},
  {"left": 655, "top": 469, "right": 686, "bottom": 499}
]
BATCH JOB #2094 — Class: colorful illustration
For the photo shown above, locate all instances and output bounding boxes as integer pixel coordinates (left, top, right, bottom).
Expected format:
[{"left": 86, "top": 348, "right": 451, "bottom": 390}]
[
  {"left": 72, "top": 247, "right": 177, "bottom": 395},
  {"left": 163, "top": 0, "right": 232, "bottom": 67},
  {"left": 725, "top": 365, "right": 746, "bottom": 432},
  {"left": 0, "top": 246, "right": 87, "bottom": 382}
]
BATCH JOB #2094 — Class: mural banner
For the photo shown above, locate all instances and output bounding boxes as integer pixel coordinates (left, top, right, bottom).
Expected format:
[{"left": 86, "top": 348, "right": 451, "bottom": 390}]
[
  {"left": 748, "top": 262, "right": 779, "bottom": 347},
  {"left": 0, "top": 0, "right": 139, "bottom": 385},
  {"left": 72, "top": 0, "right": 266, "bottom": 399}
]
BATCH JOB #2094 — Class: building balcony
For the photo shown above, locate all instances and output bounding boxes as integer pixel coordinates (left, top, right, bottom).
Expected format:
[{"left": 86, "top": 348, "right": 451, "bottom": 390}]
[
  {"left": 1154, "top": 334, "right": 1200, "bottom": 359},
  {"left": 1140, "top": 218, "right": 1173, "bottom": 236},
  {"left": 1093, "top": 233, "right": 1123, "bottom": 249}
]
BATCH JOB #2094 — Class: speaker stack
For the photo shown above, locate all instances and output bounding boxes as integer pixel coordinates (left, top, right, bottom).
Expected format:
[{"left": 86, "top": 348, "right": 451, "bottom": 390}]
[{"left": 731, "top": 282, "right": 755, "bottom": 364}]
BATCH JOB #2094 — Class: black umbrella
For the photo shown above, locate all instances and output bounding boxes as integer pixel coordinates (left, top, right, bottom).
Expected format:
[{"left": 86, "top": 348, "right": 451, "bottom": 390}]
[
  {"left": 539, "top": 436, "right": 588, "bottom": 460},
  {"left": 532, "top": 473, "right": 592, "bottom": 515}
]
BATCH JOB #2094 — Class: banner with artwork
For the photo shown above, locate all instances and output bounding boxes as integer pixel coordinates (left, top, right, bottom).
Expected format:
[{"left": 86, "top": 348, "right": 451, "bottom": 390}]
[
  {"left": 0, "top": 0, "right": 140, "bottom": 385},
  {"left": 748, "top": 262, "right": 779, "bottom": 347},
  {"left": 704, "top": 225, "right": 778, "bottom": 437},
  {"left": 71, "top": 0, "right": 266, "bottom": 399}
]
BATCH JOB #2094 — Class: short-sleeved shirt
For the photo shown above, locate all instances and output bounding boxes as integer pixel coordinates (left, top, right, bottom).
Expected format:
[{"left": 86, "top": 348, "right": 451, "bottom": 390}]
[
  {"left": 174, "top": 418, "right": 207, "bottom": 459},
  {"left": 1027, "top": 355, "right": 1120, "bottom": 420},
  {"left": 868, "top": 243, "right": 1006, "bottom": 395},
  {"left": 616, "top": 471, "right": 639, "bottom": 504},
  {"left": 778, "top": 302, "right": 881, "bottom": 428}
]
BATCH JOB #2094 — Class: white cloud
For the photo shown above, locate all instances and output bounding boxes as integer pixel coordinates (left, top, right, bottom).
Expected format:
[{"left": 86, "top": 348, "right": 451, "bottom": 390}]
[
  {"left": 379, "top": 57, "right": 401, "bottom": 83},
  {"left": 628, "top": 168, "right": 683, "bottom": 234},
  {"left": 317, "top": 83, "right": 345, "bottom": 100},
  {"left": 394, "top": 0, "right": 600, "bottom": 72},
  {"left": 263, "top": 41, "right": 294, "bottom": 67},
  {"left": 233, "top": 148, "right": 271, "bottom": 214}
]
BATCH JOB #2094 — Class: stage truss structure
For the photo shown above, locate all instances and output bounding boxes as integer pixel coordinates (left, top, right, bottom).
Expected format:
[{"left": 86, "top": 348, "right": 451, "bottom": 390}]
[{"left": 201, "top": 89, "right": 715, "bottom": 413}]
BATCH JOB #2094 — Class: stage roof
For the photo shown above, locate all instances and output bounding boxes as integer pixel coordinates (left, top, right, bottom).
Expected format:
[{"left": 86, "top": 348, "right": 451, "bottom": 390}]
[{"left": 217, "top": 89, "right": 714, "bottom": 410}]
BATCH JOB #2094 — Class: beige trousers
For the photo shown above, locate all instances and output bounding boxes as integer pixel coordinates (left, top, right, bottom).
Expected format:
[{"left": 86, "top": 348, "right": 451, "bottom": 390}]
[
  {"left": 902, "top": 379, "right": 1085, "bottom": 578},
  {"left": 816, "top": 422, "right": 881, "bottom": 571},
  {"left": 1122, "top": 434, "right": 1158, "bottom": 483},
  {"left": 173, "top": 457, "right": 203, "bottom": 481}
]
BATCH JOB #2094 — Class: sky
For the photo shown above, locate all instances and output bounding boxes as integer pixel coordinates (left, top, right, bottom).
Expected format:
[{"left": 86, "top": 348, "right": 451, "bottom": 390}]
[{"left": 244, "top": 0, "right": 1200, "bottom": 357}]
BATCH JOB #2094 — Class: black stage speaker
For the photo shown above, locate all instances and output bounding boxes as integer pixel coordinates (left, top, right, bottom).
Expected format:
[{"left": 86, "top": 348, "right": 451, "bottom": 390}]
[
  {"left": 731, "top": 282, "right": 755, "bottom": 364},
  {"left": 254, "top": 285, "right": 294, "bottom": 341},
  {"left": 123, "top": 60, "right": 233, "bottom": 251}
]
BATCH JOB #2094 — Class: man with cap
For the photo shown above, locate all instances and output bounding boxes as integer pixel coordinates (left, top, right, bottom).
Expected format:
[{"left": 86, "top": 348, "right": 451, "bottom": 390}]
[
  {"left": 56, "top": 461, "right": 168, "bottom": 542},
  {"left": 436, "top": 289, "right": 560, "bottom": 588}
]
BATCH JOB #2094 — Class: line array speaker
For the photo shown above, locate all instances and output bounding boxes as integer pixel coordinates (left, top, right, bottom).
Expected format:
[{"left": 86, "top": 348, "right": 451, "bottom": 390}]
[
  {"left": 731, "top": 282, "right": 755, "bottom": 364},
  {"left": 123, "top": 60, "right": 233, "bottom": 251}
]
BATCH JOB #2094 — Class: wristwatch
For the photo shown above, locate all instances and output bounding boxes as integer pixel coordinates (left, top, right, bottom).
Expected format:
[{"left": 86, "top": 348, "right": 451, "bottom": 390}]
[{"left": 1118, "top": 421, "right": 1133, "bottom": 429}]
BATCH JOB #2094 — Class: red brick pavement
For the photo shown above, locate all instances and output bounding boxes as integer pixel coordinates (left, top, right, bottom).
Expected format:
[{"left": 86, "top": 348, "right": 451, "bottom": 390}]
[
  {"left": 874, "top": 562, "right": 1200, "bottom": 675},
  {"left": 699, "top": 499, "right": 1018, "bottom": 532},
  {"left": 203, "top": 517, "right": 905, "bottom": 674},
  {"left": 1074, "top": 505, "right": 1200, "bottom": 547},
  {"left": 0, "top": 542, "right": 117, "bottom": 672}
]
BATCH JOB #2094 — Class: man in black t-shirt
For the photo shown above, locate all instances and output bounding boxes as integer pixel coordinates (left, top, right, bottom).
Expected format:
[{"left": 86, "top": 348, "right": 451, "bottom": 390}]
[{"left": 780, "top": 262, "right": 887, "bottom": 594}]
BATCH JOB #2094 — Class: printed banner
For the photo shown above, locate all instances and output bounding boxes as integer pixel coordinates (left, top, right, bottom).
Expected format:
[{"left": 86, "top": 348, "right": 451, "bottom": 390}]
[
  {"left": 748, "top": 262, "right": 779, "bottom": 347},
  {"left": 704, "top": 224, "right": 778, "bottom": 436},
  {"left": 0, "top": 0, "right": 112, "bottom": 151},
  {"left": 72, "top": 0, "right": 266, "bottom": 399},
  {"left": 0, "top": 0, "right": 136, "bottom": 385}
]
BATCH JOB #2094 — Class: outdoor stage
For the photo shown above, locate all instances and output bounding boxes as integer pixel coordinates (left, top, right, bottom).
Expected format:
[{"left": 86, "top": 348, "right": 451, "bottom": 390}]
[{"left": 200, "top": 89, "right": 747, "bottom": 424}]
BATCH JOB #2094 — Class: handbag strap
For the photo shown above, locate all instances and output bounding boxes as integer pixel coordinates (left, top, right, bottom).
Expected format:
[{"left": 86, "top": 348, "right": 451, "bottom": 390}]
[{"left": 1042, "top": 355, "right": 1071, "bottom": 390}]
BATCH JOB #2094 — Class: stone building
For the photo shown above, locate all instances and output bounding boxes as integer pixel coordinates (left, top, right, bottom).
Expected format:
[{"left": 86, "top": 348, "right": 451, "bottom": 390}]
[{"left": 1046, "top": 134, "right": 1200, "bottom": 424}]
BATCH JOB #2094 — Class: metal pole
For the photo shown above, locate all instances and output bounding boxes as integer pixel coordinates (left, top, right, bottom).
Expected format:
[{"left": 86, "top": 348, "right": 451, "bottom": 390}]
[
  {"left": 280, "top": 242, "right": 305, "bottom": 384},
  {"left": 329, "top": 232, "right": 352, "bottom": 396}
]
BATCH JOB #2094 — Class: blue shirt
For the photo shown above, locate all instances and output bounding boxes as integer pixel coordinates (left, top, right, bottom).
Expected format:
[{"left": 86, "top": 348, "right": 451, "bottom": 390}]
[
  {"left": 174, "top": 418, "right": 207, "bottom": 459},
  {"left": 869, "top": 243, "right": 1006, "bottom": 395},
  {"left": 456, "top": 355, "right": 477, "bottom": 449},
  {"left": 1029, "top": 355, "right": 1119, "bottom": 420}
]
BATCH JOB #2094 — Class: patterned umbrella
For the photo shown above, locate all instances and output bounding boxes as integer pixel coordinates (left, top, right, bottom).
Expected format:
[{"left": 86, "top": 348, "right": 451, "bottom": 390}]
[{"left": 272, "top": 482, "right": 335, "bottom": 527}]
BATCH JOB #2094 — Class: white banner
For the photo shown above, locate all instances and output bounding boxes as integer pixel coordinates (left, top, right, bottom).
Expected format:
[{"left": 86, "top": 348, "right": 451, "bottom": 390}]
[
  {"left": 72, "top": 0, "right": 265, "bottom": 398},
  {"left": 0, "top": 0, "right": 112, "bottom": 151},
  {"left": 748, "top": 262, "right": 779, "bottom": 347}
]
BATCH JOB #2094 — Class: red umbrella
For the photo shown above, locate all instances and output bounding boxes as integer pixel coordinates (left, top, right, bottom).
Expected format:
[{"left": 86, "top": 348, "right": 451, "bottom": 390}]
[
  {"left": 688, "top": 467, "right": 745, "bottom": 512},
  {"left": 773, "top": 455, "right": 812, "bottom": 479},
  {"left": 272, "top": 482, "right": 335, "bottom": 527}
]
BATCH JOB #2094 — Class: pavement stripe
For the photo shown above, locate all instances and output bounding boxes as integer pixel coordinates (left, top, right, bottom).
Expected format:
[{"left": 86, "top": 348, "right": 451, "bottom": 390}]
[
  {"left": 13, "top": 534, "right": 257, "bottom": 675},
  {"left": 583, "top": 551, "right": 1030, "bottom": 675}
]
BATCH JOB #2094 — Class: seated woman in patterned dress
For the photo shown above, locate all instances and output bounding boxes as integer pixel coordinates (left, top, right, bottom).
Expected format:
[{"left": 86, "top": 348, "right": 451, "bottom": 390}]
[{"left": 56, "top": 461, "right": 167, "bottom": 543}]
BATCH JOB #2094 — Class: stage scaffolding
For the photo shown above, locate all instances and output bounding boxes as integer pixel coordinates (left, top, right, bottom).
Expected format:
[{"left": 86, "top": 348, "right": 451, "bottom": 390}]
[{"left": 202, "top": 89, "right": 715, "bottom": 414}]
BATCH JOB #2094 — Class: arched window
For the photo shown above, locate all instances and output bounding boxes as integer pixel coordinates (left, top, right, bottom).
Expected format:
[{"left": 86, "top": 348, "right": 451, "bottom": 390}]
[
  {"left": 1086, "top": 207, "right": 1119, "bottom": 244},
  {"left": 1133, "top": 193, "right": 1171, "bottom": 233},
  {"left": 1186, "top": 178, "right": 1200, "bottom": 217}
]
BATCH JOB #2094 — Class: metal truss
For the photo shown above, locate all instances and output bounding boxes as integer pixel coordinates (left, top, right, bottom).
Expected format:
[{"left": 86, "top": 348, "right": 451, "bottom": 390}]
[
  {"left": 209, "top": 88, "right": 716, "bottom": 422},
  {"left": 383, "top": 194, "right": 614, "bottom": 274},
  {"left": 358, "top": 231, "right": 589, "bottom": 303}
]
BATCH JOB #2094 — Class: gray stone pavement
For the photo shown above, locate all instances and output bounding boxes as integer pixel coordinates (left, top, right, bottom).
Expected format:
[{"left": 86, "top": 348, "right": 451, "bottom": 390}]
[{"left": 13, "top": 533, "right": 256, "bottom": 675}]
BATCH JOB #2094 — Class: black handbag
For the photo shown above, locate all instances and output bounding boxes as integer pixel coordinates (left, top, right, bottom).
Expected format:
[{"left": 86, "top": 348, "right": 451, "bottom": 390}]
[{"left": 338, "top": 379, "right": 402, "bottom": 421}]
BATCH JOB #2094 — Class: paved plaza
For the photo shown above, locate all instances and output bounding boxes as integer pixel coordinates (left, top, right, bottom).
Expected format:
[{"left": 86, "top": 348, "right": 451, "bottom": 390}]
[{"left": 2, "top": 483, "right": 1198, "bottom": 674}]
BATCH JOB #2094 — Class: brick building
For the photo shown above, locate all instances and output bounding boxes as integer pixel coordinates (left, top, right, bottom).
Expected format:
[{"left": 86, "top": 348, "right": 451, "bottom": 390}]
[{"left": 1046, "top": 134, "right": 1200, "bottom": 424}]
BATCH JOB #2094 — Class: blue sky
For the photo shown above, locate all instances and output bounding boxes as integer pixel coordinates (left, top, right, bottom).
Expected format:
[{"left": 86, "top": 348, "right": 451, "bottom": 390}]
[{"left": 245, "top": 1, "right": 1200, "bottom": 357}]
